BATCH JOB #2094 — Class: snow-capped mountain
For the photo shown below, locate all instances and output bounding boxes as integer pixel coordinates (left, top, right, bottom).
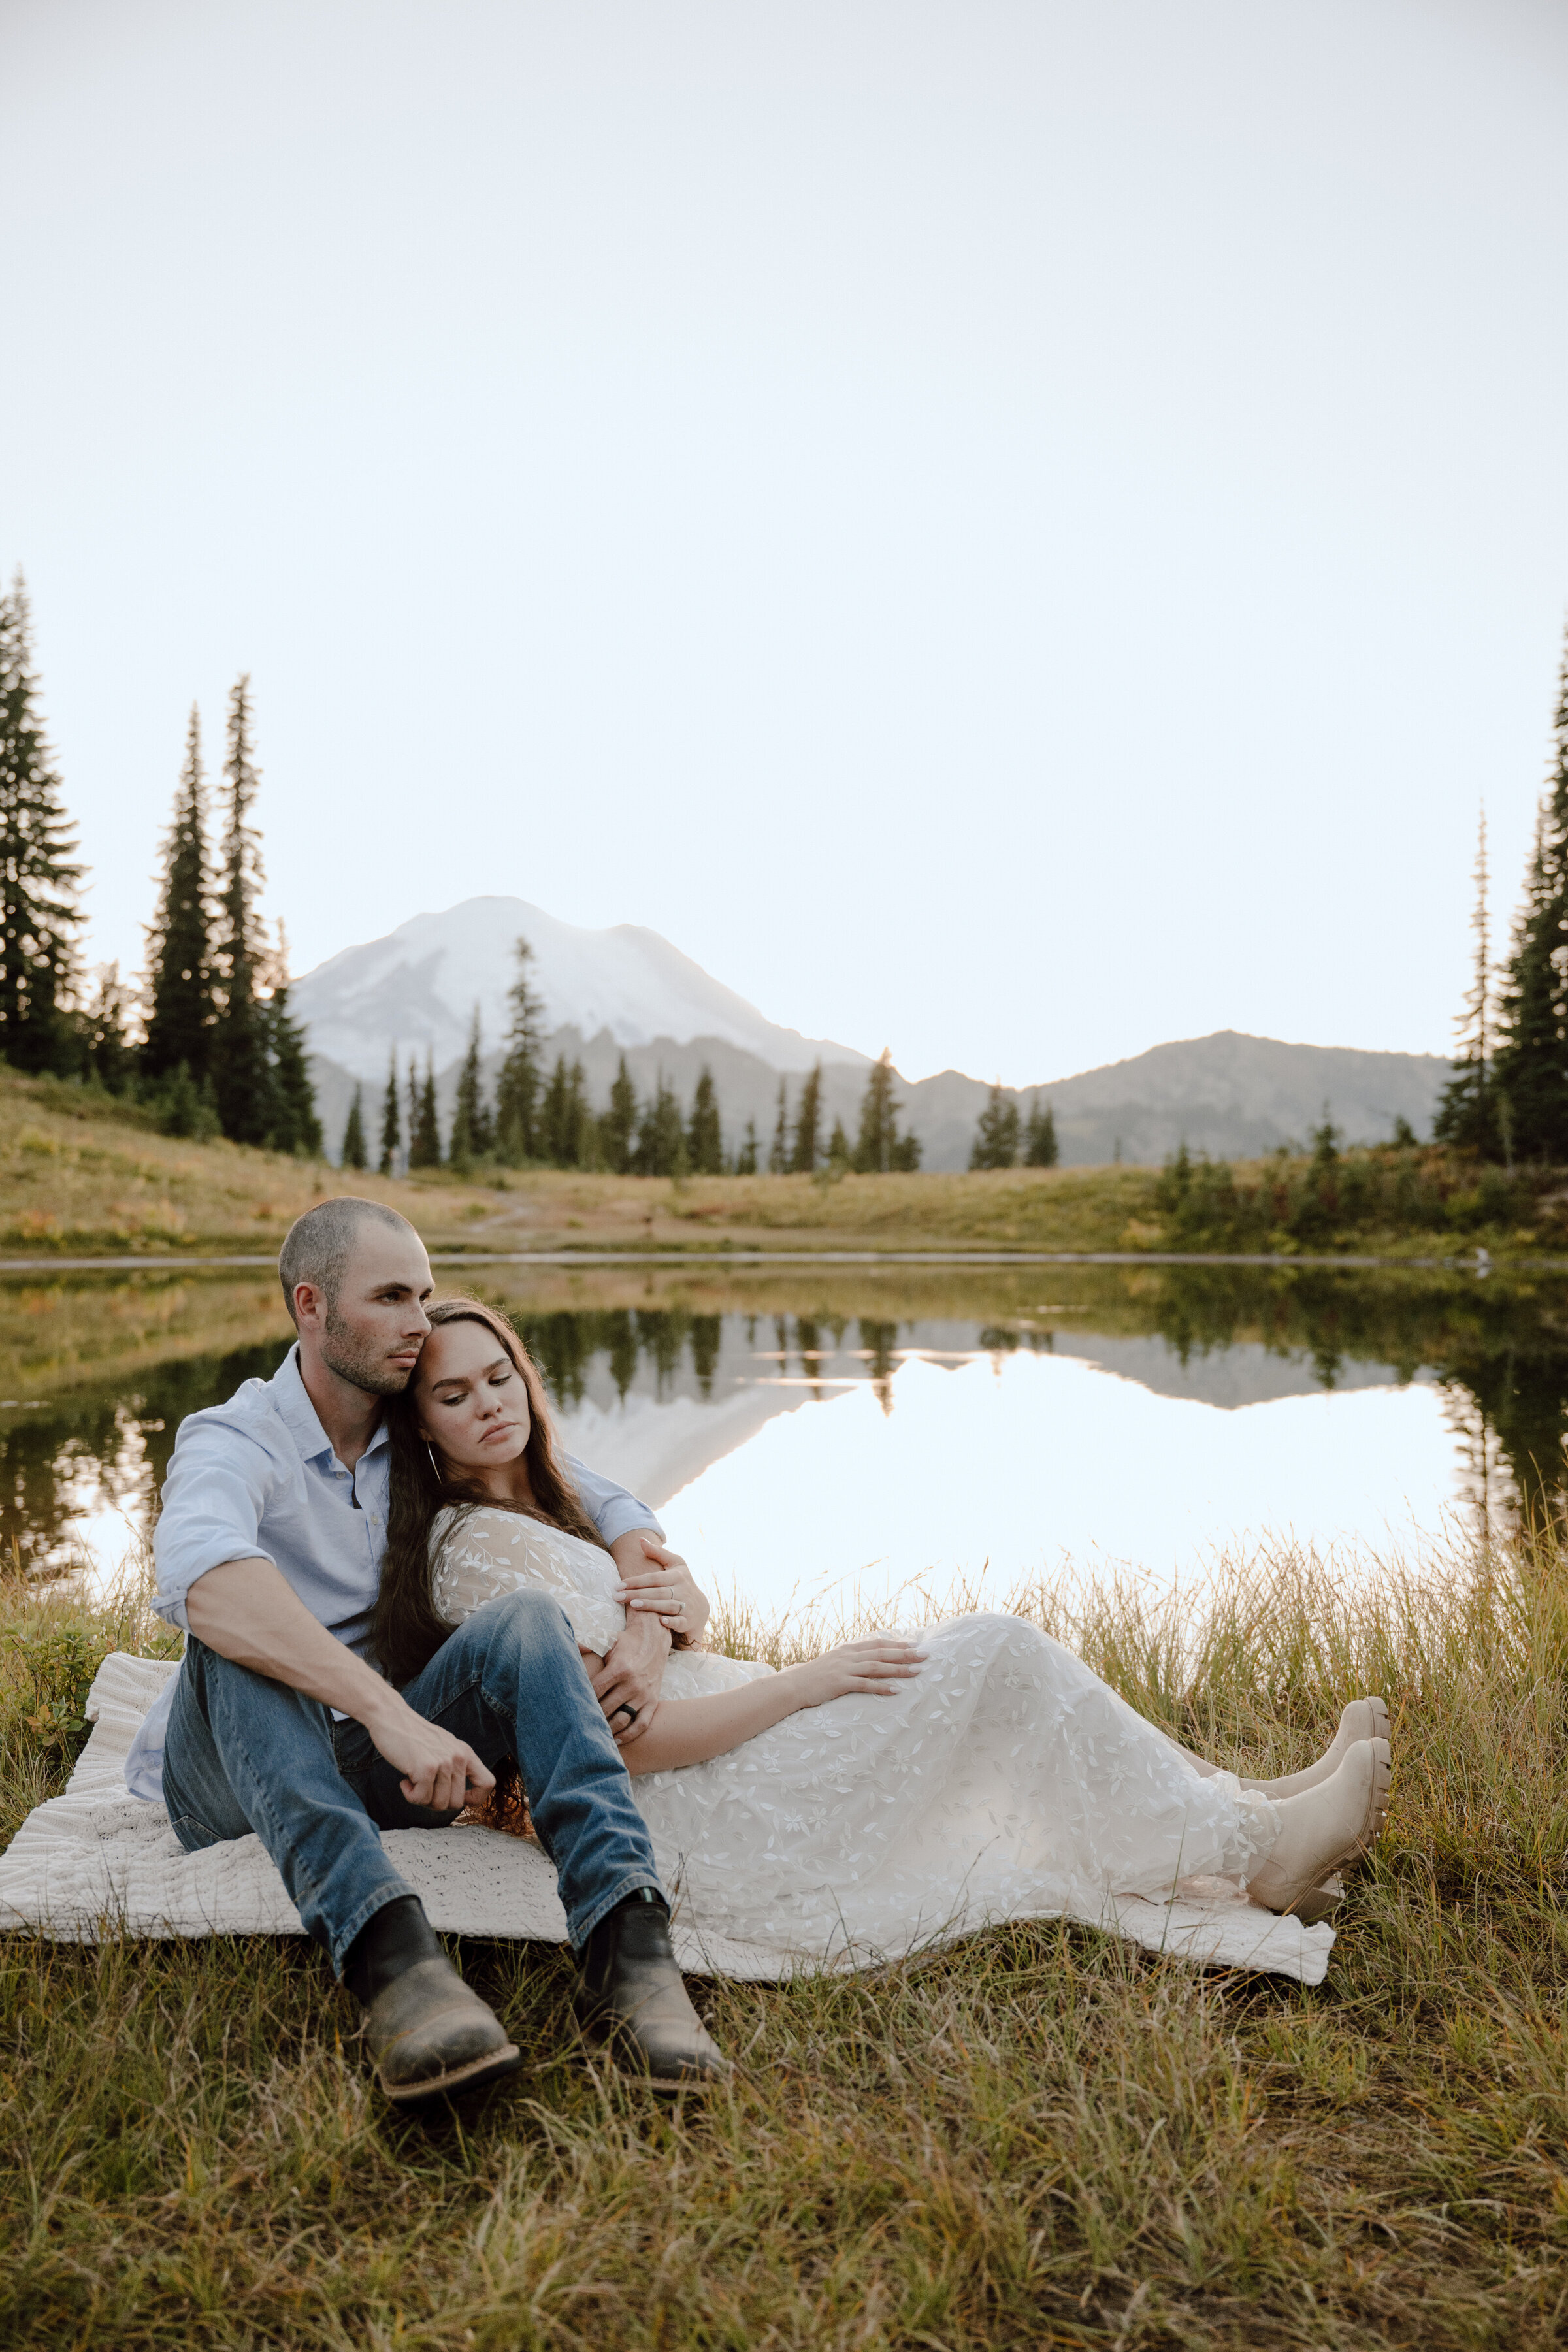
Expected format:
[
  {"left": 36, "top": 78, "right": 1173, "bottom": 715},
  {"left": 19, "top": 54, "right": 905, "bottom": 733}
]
[{"left": 290, "top": 897, "right": 869, "bottom": 1083}]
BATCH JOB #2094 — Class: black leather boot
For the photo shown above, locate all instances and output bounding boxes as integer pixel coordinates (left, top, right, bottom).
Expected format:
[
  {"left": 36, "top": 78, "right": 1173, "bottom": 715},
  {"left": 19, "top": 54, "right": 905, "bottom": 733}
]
[
  {"left": 345, "top": 1895, "right": 521, "bottom": 2109},
  {"left": 578, "top": 1889, "right": 730, "bottom": 2091}
]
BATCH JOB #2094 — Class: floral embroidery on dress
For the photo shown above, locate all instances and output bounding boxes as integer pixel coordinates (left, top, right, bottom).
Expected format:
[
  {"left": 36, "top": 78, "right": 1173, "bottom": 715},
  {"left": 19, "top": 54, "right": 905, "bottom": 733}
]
[{"left": 428, "top": 1505, "right": 1280, "bottom": 1966}]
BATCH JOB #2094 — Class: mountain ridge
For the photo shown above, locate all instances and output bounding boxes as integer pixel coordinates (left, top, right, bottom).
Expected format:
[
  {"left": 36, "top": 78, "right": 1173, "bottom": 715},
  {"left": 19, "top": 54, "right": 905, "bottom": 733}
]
[{"left": 293, "top": 897, "right": 1452, "bottom": 1169}]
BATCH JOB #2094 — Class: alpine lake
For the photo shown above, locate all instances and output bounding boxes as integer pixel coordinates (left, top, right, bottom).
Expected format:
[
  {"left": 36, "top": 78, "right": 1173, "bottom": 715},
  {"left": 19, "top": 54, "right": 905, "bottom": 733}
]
[{"left": 3, "top": 1253, "right": 1564, "bottom": 1627}]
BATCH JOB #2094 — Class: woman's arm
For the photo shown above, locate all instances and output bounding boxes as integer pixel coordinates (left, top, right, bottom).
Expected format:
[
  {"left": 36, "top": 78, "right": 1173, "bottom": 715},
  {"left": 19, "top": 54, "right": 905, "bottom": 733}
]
[{"left": 617, "top": 1638, "right": 927, "bottom": 1776}]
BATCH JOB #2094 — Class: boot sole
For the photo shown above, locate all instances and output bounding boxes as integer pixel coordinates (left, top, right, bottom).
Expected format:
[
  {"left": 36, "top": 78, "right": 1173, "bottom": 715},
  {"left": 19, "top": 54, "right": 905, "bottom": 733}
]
[
  {"left": 1322, "top": 1738, "right": 1392, "bottom": 1872},
  {"left": 576, "top": 2002, "right": 729, "bottom": 2093},
  {"left": 1252, "top": 1742, "right": 1392, "bottom": 1918},
  {"left": 380, "top": 2041, "right": 523, "bottom": 2108}
]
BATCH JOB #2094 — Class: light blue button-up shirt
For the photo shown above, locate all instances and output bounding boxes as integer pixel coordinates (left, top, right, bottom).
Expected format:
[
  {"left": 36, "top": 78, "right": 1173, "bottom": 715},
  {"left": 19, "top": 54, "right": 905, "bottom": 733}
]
[{"left": 124, "top": 1345, "right": 662, "bottom": 1803}]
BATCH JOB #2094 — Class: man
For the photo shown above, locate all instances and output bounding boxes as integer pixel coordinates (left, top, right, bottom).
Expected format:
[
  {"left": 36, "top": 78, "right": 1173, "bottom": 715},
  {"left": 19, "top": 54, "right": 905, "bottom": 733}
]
[{"left": 124, "top": 1195, "right": 728, "bottom": 2107}]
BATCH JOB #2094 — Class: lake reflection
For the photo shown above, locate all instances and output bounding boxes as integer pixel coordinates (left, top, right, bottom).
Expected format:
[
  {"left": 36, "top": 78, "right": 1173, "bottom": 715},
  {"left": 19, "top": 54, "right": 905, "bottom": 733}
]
[{"left": 1, "top": 1261, "right": 1561, "bottom": 1612}]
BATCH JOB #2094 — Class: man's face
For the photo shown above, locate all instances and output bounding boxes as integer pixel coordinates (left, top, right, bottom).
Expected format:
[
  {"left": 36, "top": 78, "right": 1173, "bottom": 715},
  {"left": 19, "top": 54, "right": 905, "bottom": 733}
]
[{"left": 295, "top": 1232, "right": 434, "bottom": 1396}]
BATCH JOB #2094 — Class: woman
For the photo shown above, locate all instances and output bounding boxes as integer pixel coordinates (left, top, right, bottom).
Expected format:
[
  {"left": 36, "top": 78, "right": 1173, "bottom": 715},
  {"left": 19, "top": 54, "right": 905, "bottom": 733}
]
[{"left": 380, "top": 1300, "right": 1390, "bottom": 1971}]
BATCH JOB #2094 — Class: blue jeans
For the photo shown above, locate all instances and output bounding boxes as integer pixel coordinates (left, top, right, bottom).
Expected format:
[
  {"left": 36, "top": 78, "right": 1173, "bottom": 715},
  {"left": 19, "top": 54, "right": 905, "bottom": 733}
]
[{"left": 161, "top": 1588, "right": 662, "bottom": 1974}]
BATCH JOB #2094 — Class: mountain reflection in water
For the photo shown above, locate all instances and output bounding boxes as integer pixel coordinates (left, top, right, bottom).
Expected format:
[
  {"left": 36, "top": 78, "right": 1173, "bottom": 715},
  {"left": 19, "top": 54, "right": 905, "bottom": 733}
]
[{"left": 1, "top": 1262, "right": 1561, "bottom": 1605}]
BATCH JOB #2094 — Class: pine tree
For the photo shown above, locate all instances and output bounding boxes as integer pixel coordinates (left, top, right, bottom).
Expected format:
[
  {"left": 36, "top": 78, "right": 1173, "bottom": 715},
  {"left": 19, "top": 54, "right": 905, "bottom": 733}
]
[
  {"left": 409, "top": 1054, "right": 441, "bottom": 1169},
  {"left": 687, "top": 1065, "right": 723, "bottom": 1174},
  {"left": 827, "top": 1115, "right": 852, "bottom": 1169},
  {"left": 600, "top": 1054, "right": 638, "bottom": 1173},
  {"left": 734, "top": 1119, "right": 759, "bottom": 1175},
  {"left": 143, "top": 705, "right": 215, "bottom": 1081},
  {"left": 449, "top": 1004, "right": 493, "bottom": 1168},
  {"left": 1494, "top": 633, "right": 1568, "bottom": 1162},
  {"left": 1023, "top": 1094, "right": 1060, "bottom": 1167},
  {"left": 853, "top": 1048, "right": 903, "bottom": 1173},
  {"left": 406, "top": 1060, "right": 421, "bottom": 1164},
  {"left": 378, "top": 1051, "right": 402, "bottom": 1175},
  {"left": 340, "top": 1085, "right": 367, "bottom": 1170},
  {"left": 209, "top": 676, "right": 271, "bottom": 1141},
  {"left": 768, "top": 1079, "right": 790, "bottom": 1174},
  {"left": 970, "top": 1082, "right": 1021, "bottom": 1169},
  {"left": 80, "top": 964, "right": 137, "bottom": 1094},
  {"left": 540, "top": 1054, "right": 574, "bottom": 1166},
  {"left": 569, "top": 1060, "right": 599, "bottom": 1168},
  {"left": 634, "top": 1070, "right": 687, "bottom": 1177},
  {"left": 261, "top": 928, "right": 322, "bottom": 1156},
  {"left": 789, "top": 1062, "right": 823, "bottom": 1174},
  {"left": 890, "top": 1128, "right": 923, "bottom": 1171},
  {"left": 1434, "top": 810, "right": 1501, "bottom": 1156},
  {"left": 265, "top": 983, "right": 321, "bottom": 1154},
  {"left": 0, "top": 572, "right": 84, "bottom": 1073},
  {"left": 495, "top": 936, "right": 545, "bottom": 1166}
]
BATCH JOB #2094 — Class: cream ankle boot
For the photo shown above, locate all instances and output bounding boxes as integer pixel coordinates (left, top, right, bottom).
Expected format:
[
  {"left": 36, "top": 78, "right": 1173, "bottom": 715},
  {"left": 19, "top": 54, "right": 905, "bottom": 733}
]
[
  {"left": 1245, "top": 1738, "right": 1391, "bottom": 1917},
  {"left": 1243, "top": 1697, "right": 1390, "bottom": 1799}
]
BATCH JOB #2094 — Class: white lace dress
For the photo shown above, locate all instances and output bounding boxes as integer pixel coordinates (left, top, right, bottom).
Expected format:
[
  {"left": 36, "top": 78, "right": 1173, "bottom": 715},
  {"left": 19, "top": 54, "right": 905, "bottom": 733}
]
[{"left": 431, "top": 1505, "right": 1290, "bottom": 1972}]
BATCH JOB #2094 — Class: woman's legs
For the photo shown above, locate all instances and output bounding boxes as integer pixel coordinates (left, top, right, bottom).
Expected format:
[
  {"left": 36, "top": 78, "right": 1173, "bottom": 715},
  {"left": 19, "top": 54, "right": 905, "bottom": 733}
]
[
  {"left": 1245, "top": 1738, "right": 1392, "bottom": 1914},
  {"left": 1165, "top": 1696, "right": 1390, "bottom": 1797}
]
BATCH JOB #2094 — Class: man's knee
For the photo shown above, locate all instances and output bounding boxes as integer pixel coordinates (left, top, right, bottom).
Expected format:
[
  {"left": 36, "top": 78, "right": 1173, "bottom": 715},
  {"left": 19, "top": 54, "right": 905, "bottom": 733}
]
[{"left": 470, "top": 1586, "right": 576, "bottom": 1655}]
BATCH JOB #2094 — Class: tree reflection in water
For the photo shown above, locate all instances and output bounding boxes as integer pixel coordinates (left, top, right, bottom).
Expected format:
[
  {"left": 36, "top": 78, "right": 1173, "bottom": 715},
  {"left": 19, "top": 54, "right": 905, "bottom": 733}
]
[{"left": 6, "top": 1263, "right": 1568, "bottom": 1582}]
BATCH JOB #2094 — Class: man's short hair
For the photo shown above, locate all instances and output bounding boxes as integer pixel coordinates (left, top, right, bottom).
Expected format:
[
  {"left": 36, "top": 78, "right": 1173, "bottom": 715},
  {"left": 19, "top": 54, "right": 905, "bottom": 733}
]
[{"left": 278, "top": 1197, "right": 420, "bottom": 1326}]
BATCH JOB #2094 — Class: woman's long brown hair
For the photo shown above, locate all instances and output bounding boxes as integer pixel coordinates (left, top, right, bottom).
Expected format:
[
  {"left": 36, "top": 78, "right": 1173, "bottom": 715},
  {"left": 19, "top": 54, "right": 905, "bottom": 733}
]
[{"left": 376, "top": 1297, "right": 609, "bottom": 1689}]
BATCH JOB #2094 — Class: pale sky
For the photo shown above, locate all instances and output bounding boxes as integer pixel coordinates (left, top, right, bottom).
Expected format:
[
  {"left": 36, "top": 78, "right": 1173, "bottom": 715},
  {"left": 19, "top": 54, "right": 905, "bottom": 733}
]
[{"left": 4, "top": 0, "right": 1566, "bottom": 1085}]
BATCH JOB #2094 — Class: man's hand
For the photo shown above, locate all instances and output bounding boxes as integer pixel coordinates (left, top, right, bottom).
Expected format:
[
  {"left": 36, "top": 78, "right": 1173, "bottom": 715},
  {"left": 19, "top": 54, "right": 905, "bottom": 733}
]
[
  {"left": 366, "top": 1693, "right": 495, "bottom": 1812},
  {"left": 611, "top": 1533, "right": 711, "bottom": 1644},
  {"left": 186, "top": 1559, "right": 493, "bottom": 1812},
  {"left": 589, "top": 1605, "right": 671, "bottom": 1748}
]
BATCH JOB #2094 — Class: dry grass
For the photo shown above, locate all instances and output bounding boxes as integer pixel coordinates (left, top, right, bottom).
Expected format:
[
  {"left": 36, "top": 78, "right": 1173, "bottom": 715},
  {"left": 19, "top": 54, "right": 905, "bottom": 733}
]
[
  {"left": 4, "top": 1533, "right": 1568, "bottom": 2347},
  {"left": 0, "top": 1068, "right": 1168, "bottom": 1258}
]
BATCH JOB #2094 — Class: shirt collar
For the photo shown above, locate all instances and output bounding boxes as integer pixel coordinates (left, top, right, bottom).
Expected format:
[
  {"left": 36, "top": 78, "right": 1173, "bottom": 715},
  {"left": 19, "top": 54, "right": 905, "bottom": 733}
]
[{"left": 272, "top": 1345, "right": 391, "bottom": 1467}]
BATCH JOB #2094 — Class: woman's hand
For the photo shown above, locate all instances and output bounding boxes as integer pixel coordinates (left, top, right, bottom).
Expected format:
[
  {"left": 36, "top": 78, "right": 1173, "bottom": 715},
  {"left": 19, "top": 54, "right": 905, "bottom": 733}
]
[
  {"left": 613, "top": 1535, "right": 711, "bottom": 1644},
  {"left": 787, "top": 1638, "right": 928, "bottom": 1709}
]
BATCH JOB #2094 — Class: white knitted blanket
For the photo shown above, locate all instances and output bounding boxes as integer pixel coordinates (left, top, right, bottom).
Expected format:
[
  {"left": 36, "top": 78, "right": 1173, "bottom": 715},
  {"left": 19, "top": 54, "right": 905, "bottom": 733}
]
[{"left": 0, "top": 1653, "right": 1335, "bottom": 1985}]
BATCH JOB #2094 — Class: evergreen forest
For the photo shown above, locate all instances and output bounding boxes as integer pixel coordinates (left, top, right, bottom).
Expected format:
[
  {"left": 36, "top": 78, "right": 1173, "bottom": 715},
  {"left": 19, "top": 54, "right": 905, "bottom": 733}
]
[{"left": 7, "top": 564, "right": 1568, "bottom": 1188}]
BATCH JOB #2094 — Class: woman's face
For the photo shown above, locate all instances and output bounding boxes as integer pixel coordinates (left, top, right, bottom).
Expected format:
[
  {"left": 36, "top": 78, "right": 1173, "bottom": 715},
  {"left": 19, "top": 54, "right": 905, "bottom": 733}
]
[{"left": 414, "top": 1318, "right": 532, "bottom": 1475}]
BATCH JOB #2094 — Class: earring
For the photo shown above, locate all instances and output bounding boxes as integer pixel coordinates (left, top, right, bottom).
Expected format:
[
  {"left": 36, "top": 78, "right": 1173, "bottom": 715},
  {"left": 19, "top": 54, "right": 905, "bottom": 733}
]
[{"left": 427, "top": 1442, "right": 442, "bottom": 1481}]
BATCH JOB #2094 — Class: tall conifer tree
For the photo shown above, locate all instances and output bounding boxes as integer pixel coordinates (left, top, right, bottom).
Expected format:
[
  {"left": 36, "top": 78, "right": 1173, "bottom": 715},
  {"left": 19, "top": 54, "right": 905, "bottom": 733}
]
[
  {"left": 210, "top": 676, "right": 270, "bottom": 1141},
  {"left": 261, "top": 926, "right": 321, "bottom": 1156},
  {"left": 495, "top": 937, "right": 545, "bottom": 1165},
  {"left": 634, "top": 1070, "right": 687, "bottom": 1177},
  {"left": 409, "top": 1054, "right": 442, "bottom": 1168},
  {"left": 1023, "top": 1094, "right": 1060, "bottom": 1167},
  {"left": 540, "top": 1054, "right": 574, "bottom": 1166},
  {"left": 600, "top": 1054, "right": 638, "bottom": 1173},
  {"left": 768, "top": 1079, "right": 790, "bottom": 1174},
  {"left": 81, "top": 964, "right": 137, "bottom": 1093},
  {"left": 853, "top": 1049, "right": 902, "bottom": 1173},
  {"left": 1494, "top": 632, "right": 1568, "bottom": 1162},
  {"left": 687, "top": 1065, "right": 723, "bottom": 1174},
  {"left": 449, "top": 1005, "right": 493, "bottom": 1168},
  {"left": 734, "top": 1118, "right": 759, "bottom": 1175},
  {"left": 789, "top": 1064, "right": 823, "bottom": 1174},
  {"left": 406, "top": 1060, "right": 421, "bottom": 1163},
  {"left": 143, "top": 705, "right": 214, "bottom": 1081},
  {"left": 0, "top": 572, "right": 84, "bottom": 1073},
  {"left": 970, "top": 1083, "right": 1021, "bottom": 1169},
  {"left": 1435, "top": 809, "right": 1501, "bottom": 1156},
  {"left": 340, "top": 1085, "right": 368, "bottom": 1170},
  {"left": 378, "top": 1051, "right": 402, "bottom": 1175}
]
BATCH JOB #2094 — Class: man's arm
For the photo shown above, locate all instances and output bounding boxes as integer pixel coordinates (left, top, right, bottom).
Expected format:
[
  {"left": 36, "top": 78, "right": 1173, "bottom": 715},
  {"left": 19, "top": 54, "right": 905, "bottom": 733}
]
[
  {"left": 563, "top": 1457, "right": 711, "bottom": 1744},
  {"left": 186, "top": 1560, "right": 493, "bottom": 1812}
]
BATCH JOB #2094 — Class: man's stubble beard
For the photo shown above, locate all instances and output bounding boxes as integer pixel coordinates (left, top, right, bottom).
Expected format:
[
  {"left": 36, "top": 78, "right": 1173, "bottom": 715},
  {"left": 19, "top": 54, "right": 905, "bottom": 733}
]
[{"left": 320, "top": 1309, "right": 420, "bottom": 1399}]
